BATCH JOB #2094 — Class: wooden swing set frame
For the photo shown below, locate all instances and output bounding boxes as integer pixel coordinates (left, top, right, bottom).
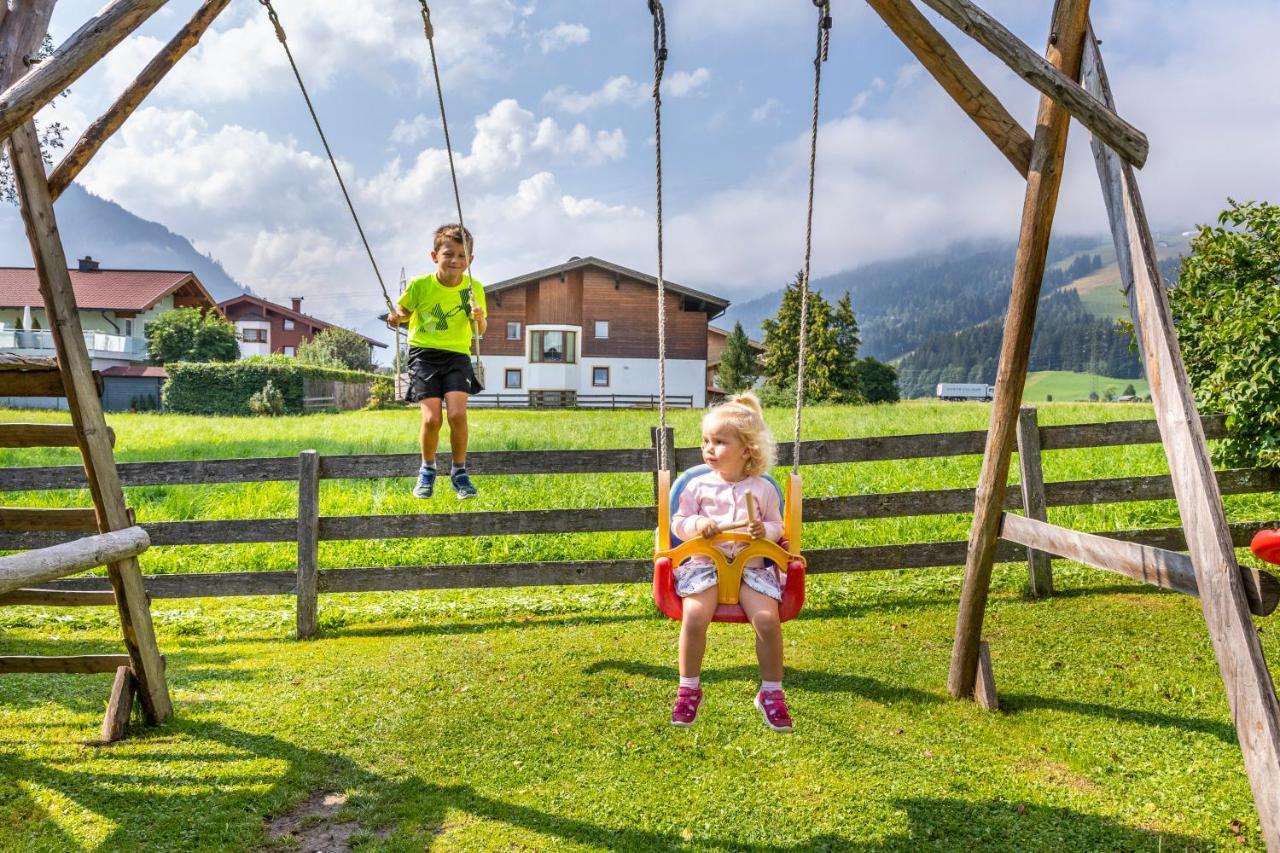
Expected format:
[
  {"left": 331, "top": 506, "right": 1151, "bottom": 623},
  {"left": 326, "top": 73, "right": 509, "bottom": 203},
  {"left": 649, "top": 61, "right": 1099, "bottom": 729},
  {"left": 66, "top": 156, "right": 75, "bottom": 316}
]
[{"left": 0, "top": 0, "right": 1274, "bottom": 840}]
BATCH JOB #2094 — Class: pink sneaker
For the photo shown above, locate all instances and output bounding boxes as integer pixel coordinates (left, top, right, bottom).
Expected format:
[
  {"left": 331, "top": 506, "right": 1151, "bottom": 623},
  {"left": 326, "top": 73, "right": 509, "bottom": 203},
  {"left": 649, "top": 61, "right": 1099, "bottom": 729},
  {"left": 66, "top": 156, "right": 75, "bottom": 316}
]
[
  {"left": 754, "top": 689, "right": 793, "bottom": 733},
  {"left": 671, "top": 686, "right": 703, "bottom": 727}
]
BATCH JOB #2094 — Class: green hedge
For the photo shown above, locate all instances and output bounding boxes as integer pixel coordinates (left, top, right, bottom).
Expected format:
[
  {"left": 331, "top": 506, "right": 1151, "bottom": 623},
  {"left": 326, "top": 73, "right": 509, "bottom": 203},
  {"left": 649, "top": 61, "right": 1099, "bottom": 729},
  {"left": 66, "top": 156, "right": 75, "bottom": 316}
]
[{"left": 162, "top": 356, "right": 375, "bottom": 415}]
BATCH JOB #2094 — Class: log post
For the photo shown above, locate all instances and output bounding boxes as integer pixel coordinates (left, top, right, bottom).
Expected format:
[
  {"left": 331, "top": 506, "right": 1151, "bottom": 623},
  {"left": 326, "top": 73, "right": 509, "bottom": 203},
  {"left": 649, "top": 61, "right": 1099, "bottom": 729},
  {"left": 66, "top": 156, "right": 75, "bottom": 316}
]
[
  {"left": 296, "top": 449, "right": 320, "bottom": 640},
  {"left": 864, "top": 0, "right": 1031, "bottom": 177},
  {"left": 7, "top": 119, "right": 171, "bottom": 723},
  {"left": 47, "top": 0, "right": 233, "bottom": 200},
  {"left": 100, "top": 665, "right": 136, "bottom": 743},
  {"left": 1083, "top": 30, "right": 1280, "bottom": 847},
  {"left": 0, "top": 0, "right": 169, "bottom": 147},
  {"left": 1015, "top": 407, "right": 1053, "bottom": 596},
  {"left": 948, "top": 0, "right": 1091, "bottom": 700}
]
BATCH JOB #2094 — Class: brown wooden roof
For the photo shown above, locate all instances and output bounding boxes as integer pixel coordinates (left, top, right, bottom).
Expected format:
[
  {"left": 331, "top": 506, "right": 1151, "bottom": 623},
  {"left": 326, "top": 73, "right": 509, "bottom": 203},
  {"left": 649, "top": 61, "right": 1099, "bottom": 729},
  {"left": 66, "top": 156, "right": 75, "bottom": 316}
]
[{"left": 486, "top": 256, "right": 730, "bottom": 317}]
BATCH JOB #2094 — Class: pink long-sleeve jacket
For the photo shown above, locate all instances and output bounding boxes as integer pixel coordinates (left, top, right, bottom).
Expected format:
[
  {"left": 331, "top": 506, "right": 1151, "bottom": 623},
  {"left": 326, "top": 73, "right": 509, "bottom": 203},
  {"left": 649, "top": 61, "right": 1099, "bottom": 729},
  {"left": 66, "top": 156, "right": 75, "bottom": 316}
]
[{"left": 671, "top": 472, "right": 784, "bottom": 567}]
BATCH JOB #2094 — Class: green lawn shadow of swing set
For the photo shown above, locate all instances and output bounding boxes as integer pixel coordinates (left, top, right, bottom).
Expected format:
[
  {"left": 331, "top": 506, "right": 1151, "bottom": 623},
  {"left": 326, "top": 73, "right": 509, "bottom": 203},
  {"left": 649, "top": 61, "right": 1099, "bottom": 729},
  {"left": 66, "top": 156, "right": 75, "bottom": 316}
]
[{"left": 0, "top": 0, "right": 1279, "bottom": 848}]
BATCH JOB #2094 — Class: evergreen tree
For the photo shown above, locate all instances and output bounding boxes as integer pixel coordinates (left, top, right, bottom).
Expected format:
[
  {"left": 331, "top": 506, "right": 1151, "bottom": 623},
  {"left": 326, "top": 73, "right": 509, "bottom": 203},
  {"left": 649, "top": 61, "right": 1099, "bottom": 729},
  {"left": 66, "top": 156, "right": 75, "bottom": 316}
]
[
  {"left": 853, "top": 358, "right": 899, "bottom": 403},
  {"left": 717, "top": 322, "right": 758, "bottom": 393},
  {"left": 760, "top": 273, "right": 842, "bottom": 401},
  {"left": 831, "top": 292, "right": 862, "bottom": 397}
]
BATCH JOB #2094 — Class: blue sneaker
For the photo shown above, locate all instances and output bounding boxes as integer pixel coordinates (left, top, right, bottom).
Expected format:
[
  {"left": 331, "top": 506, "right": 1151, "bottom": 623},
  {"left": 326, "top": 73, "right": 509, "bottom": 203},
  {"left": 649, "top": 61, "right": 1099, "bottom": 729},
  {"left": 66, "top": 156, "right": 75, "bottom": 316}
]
[
  {"left": 451, "top": 468, "right": 478, "bottom": 500},
  {"left": 413, "top": 465, "right": 436, "bottom": 499}
]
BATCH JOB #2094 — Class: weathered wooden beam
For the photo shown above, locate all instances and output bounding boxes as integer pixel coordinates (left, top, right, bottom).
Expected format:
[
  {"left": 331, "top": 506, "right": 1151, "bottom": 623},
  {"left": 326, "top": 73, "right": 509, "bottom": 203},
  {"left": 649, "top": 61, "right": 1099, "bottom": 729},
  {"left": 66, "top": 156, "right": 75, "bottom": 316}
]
[
  {"left": 0, "top": 422, "right": 113, "bottom": 448},
  {"left": 47, "top": 0, "right": 233, "bottom": 200},
  {"left": 8, "top": 118, "right": 172, "bottom": 724},
  {"left": 296, "top": 449, "right": 320, "bottom": 640},
  {"left": 974, "top": 641, "right": 998, "bottom": 711},
  {"left": 0, "top": 506, "right": 99, "bottom": 533},
  {"left": 865, "top": 0, "right": 1031, "bottom": 176},
  {"left": 1001, "top": 513, "right": 1280, "bottom": 617},
  {"left": 0, "top": 0, "right": 169, "bottom": 148},
  {"left": 0, "top": 654, "right": 132, "bottom": 674},
  {"left": 100, "top": 665, "right": 135, "bottom": 742},
  {"left": 949, "top": 0, "right": 1091, "bottom": 701},
  {"left": 0, "top": 525, "right": 149, "bottom": 596},
  {"left": 916, "top": 0, "right": 1147, "bottom": 167},
  {"left": 0, "top": 587, "right": 116, "bottom": 606},
  {"left": 1015, "top": 407, "right": 1053, "bottom": 596},
  {"left": 1083, "top": 31, "right": 1280, "bottom": 847}
]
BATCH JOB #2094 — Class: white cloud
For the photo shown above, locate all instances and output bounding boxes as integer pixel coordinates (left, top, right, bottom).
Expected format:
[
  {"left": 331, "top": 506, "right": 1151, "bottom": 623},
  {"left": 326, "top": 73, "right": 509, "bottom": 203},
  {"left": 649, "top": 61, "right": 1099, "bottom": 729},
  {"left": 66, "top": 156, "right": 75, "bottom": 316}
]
[
  {"left": 538, "top": 22, "right": 590, "bottom": 53},
  {"left": 849, "top": 78, "right": 886, "bottom": 113},
  {"left": 542, "top": 68, "right": 711, "bottom": 114},
  {"left": 751, "top": 98, "right": 781, "bottom": 123},
  {"left": 389, "top": 115, "right": 440, "bottom": 146}
]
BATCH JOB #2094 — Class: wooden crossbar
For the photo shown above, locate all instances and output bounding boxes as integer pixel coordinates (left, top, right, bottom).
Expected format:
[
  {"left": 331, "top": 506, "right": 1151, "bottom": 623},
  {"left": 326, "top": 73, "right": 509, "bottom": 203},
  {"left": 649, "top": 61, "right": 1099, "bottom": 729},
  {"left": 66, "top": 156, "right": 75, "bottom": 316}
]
[
  {"left": 1000, "top": 513, "right": 1280, "bottom": 617},
  {"left": 0, "top": 654, "right": 132, "bottom": 674},
  {"left": 0, "top": 507, "right": 99, "bottom": 533},
  {"left": 0, "top": 588, "right": 116, "bottom": 607},
  {"left": 0, "top": 423, "right": 113, "bottom": 448},
  {"left": 0, "top": 526, "right": 150, "bottom": 596},
  {"left": 915, "top": 0, "right": 1148, "bottom": 166}
]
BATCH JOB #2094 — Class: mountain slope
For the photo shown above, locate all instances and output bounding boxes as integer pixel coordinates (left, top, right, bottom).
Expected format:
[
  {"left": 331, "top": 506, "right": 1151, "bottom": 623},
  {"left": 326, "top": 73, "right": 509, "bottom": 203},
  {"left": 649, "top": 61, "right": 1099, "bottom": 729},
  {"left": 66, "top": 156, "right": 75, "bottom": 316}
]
[{"left": 0, "top": 183, "right": 250, "bottom": 302}]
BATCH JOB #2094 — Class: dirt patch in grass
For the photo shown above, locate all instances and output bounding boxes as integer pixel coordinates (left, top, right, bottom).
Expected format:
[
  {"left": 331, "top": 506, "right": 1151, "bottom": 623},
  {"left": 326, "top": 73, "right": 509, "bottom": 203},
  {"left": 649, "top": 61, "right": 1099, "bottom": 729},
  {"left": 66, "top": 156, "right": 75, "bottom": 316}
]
[
  {"left": 264, "top": 792, "right": 380, "bottom": 852},
  {"left": 1019, "top": 760, "right": 1101, "bottom": 795}
]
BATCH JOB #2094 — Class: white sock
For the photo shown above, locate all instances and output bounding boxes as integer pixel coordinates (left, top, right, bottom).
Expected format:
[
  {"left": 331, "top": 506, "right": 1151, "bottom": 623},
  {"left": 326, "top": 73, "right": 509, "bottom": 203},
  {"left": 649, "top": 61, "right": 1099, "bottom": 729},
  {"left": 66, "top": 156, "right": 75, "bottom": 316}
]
[
  {"left": 761, "top": 680, "right": 782, "bottom": 693},
  {"left": 421, "top": 461, "right": 436, "bottom": 472},
  {"left": 451, "top": 463, "right": 466, "bottom": 474},
  {"left": 679, "top": 676, "right": 700, "bottom": 689}
]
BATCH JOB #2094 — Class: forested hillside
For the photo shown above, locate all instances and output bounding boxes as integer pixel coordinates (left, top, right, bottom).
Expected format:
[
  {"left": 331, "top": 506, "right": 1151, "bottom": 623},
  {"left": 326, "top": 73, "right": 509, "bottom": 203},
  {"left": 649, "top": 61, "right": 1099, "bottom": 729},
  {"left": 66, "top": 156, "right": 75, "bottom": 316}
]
[{"left": 894, "top": 288, "right": 1142, "bottom": 399}]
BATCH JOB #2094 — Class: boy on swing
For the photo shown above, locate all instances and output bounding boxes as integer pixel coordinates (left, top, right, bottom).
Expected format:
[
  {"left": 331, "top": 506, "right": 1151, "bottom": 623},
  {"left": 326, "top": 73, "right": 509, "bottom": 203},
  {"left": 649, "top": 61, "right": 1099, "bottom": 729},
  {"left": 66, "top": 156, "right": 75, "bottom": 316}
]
[{"left": 389, "top": 224, "right": 487, "bottom": 499}]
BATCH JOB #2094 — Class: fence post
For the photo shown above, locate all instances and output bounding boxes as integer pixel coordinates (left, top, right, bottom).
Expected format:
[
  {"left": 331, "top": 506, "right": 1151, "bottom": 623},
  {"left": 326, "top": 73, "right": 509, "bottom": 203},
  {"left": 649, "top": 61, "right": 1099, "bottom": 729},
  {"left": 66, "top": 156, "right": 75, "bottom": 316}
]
[
  {"left": 1016, "top": 407, "right": 1053, "bottom": 597},
  {"left": 296, "top": 449, "right": 320, "bottom": 639},
  {"left": 650, "top": 426, "right": 675, "bottom": 502}
]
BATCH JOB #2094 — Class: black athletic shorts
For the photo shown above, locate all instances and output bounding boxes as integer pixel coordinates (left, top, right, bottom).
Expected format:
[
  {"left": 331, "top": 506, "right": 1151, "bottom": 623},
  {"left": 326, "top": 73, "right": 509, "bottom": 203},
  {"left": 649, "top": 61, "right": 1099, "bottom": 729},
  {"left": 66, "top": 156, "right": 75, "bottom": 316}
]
[{"left": 405, "top": 347, "right": 483, "bottom": 402}]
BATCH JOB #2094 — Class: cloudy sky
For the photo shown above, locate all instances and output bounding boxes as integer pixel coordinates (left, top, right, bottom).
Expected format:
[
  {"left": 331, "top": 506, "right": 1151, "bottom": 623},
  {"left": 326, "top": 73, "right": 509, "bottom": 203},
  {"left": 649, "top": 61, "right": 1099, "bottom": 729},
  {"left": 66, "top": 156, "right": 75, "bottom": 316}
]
[{"left": 38, "top": 0, "right": 1280, "bottom": 338}]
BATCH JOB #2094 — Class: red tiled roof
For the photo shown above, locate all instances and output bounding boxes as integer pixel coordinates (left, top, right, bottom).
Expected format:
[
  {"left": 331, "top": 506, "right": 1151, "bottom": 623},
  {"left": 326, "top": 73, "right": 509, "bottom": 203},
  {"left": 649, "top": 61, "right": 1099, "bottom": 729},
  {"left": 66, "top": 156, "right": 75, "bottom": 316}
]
[
  {"left": 101, "top": 365, "right": 168, "bottom": 378},
  {"left": 218, "top": 293, "right": 386, "bottom": 347},
  {"left": 0, "top": 268, "right": 210, "bottom": 312}
]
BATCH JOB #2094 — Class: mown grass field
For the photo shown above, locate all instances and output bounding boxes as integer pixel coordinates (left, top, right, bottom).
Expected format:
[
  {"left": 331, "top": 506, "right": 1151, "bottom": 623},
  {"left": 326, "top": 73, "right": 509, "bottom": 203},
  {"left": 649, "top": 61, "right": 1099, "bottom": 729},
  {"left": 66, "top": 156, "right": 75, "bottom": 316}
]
[
  {"left": 1022, "top": 371, "right": 1150, "bottom": 403},
  {"left": 1, "top": 401, "right": 1278, "bottom": 851}
]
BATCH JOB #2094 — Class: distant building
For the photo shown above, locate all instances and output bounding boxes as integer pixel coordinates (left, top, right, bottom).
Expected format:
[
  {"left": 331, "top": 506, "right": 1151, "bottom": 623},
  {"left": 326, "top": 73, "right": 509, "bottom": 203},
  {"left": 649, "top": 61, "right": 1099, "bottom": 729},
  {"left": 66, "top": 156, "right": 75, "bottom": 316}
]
[
  {"left": 706, "top": 324, "right": 765, "bottom": 402},
  {"left": 478, "top": 256, "right": 729, "bottom": 407},
  {"left": 0, "top": 256, "right": 219, "bottom": 371},
  {"left": 218, "top": 294, "right": 385, "bottom": 361}
]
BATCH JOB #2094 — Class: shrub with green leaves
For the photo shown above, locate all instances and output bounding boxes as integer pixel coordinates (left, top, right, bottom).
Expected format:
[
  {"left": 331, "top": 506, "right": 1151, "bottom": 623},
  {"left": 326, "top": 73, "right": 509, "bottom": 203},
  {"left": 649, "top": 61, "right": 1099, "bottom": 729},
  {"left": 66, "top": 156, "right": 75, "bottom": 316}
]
[
  {"left": 163, "top": 356, "right": 374, "bottom": 416},
  {"left": 1171, "top": 199, "right": 1280, "bottom": 468},
  {"left": 247, "top": 380, "right": 285, "bottom": 416},
  {"left": 145, "top": 308, "right": 239, "bottom": 364}
]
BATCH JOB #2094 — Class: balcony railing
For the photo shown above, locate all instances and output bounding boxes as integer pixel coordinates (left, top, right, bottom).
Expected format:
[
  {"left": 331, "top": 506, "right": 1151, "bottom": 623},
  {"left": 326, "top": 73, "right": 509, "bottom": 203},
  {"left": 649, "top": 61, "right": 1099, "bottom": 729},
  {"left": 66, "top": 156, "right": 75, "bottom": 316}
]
[{"left": 0, "top": 329, "right": 147, "bottom": 356}]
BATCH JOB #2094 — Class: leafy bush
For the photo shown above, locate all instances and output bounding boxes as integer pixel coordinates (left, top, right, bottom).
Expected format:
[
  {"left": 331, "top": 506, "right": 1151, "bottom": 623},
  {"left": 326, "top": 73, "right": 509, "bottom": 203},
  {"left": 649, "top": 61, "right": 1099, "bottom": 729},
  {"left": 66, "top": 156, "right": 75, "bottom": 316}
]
[
  {"left": 145, "top": 308, "right": 239, "bottom": 364},
  {"left": 163, "top": 357, "right": 374, "bottom": 416},
  {"left": 364, "top": 375, "right": 398, "bottom": 410},
  {"left": 1171, "top": 199, "right": 1280, "bottom": 468},
  {"left": 297, "top": 327, "right": 376, "bottom": 372},
  {"left": 248, "top": 380, "right": 286, "bottom": 416}
]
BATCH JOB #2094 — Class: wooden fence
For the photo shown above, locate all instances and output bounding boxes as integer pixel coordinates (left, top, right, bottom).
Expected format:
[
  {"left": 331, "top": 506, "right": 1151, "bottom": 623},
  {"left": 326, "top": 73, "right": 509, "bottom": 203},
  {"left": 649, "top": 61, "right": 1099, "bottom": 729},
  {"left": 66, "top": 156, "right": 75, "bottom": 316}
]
[
  {"left": 468, "top": 393, "right": 694, "bottom": 410},
  {"left": 0, "top": 411, "right": 1276, "bottom": 638}
]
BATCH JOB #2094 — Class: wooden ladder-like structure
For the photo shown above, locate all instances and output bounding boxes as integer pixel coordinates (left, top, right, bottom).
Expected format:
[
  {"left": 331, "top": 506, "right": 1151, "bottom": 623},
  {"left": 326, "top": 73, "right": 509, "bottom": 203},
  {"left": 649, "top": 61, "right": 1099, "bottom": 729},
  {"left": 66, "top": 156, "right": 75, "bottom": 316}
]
[{"left": 0, "top": 2, "right": 174, "bottom": 742}]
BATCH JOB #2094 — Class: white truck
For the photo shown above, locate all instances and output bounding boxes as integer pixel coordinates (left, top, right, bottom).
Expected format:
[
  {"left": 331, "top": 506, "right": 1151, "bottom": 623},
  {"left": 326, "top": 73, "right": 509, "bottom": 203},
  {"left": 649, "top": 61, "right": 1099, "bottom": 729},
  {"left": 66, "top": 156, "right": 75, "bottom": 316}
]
[{"left": 936, "top": 383, "right": 995, "bottom": 402}]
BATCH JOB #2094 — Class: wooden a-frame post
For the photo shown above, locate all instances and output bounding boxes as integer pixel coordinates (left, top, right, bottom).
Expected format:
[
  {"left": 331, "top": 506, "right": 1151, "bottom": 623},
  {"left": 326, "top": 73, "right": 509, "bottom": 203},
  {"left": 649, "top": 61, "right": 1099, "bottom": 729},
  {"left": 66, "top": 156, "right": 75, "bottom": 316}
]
[{"left": 947, "top": 0, "right": 1091, "bottom": 697}]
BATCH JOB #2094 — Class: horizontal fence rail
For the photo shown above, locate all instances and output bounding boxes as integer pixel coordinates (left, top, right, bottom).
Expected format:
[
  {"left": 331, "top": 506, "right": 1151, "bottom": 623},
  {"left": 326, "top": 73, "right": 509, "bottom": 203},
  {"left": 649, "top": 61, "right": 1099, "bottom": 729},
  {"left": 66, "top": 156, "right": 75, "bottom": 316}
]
[
  {"left": 0, "top": 414, "right": 1229, "bottom": 493},
  {"left": 1, "top": 412, "right": 1275, "bottom": 641}
]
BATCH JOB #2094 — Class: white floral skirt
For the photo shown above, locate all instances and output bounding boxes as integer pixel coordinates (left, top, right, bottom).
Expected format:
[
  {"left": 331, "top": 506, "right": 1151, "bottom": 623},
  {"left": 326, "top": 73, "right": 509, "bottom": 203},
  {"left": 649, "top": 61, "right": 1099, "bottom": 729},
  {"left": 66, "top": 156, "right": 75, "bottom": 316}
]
[{"left": 674, "top": 558, "right": 784, "bottom": 602}]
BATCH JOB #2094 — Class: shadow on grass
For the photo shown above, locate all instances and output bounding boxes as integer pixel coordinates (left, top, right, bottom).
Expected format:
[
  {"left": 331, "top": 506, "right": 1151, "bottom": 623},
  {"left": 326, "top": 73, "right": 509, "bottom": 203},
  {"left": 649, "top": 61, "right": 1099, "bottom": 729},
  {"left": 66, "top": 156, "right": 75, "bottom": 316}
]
[
  {"left": 0, "top": 715, "right": 1208, "bottom": 851},
  {"left": 999, "top": 690, "right": 1238, "bottom": 745}
]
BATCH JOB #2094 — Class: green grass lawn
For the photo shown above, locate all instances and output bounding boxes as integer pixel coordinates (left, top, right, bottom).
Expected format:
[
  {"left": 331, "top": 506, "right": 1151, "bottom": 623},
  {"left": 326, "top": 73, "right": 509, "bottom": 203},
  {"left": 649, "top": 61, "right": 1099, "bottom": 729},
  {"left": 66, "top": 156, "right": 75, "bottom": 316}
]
[
  {"left": 1023, "top": 371, "right": 1150, "bottom": 403},
  {"left": 1, "top": 402, "right": 1277, "bottom": 850}
]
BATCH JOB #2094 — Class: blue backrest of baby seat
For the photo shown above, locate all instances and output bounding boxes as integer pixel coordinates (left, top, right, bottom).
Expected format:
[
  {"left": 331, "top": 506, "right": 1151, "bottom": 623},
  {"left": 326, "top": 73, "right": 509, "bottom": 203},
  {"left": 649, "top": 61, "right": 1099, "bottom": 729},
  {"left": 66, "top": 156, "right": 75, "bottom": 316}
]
[{"left": 667, "top": 464, "right": 784, "bottom": 548}]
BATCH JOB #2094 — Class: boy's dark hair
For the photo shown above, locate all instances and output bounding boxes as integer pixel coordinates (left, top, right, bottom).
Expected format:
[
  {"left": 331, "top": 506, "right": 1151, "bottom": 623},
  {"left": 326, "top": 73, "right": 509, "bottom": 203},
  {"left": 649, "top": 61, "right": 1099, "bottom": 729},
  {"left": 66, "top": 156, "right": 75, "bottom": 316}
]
[{"left": 433, "top": 223, "right": 474, "bottom": 253}]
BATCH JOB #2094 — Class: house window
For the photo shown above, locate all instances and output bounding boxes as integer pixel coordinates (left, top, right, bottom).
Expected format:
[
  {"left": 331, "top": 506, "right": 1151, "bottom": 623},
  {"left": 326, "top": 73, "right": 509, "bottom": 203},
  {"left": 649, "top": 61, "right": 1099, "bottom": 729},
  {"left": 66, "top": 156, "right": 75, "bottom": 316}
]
[
  {"left": 507, "top": 321, "right": 522, "bottom": 341},
  {"left": 530, "top": 330, "right": 577, "bottom": 364},
  {"left": 242, "top": 328, "right": 267, "bottom": 343},
  {"left": 122, "top": 319, "right": 134, "bottom": 337},
  {"left": 592, "top": 366, "right": 610, "bottom": 387},
  {"left": 283, "top": 346, "right": 296, "bottom": 356},
  {"left": 594, "top": 320, "right": 609, "bottom": 339},
  {"left": 283, "top": 319, "right": 295, "bottom": 331},
  {"left": 505, "top": 368, "right": 522, "bottom": 389}
]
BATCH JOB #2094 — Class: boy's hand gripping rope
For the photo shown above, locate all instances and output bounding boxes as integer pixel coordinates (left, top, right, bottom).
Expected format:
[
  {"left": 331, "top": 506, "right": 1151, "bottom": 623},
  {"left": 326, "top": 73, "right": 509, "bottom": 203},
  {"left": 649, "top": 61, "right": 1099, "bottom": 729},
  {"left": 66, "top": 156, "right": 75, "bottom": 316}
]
[
  {"left": 257, "top": 0, "right": 395, "bottom": 316},
  {"left": 648, "top": 0, "right": 669, "bottom": 473},
  {"left": 792, "top": 1, "right": 831, "bottom": 474}
]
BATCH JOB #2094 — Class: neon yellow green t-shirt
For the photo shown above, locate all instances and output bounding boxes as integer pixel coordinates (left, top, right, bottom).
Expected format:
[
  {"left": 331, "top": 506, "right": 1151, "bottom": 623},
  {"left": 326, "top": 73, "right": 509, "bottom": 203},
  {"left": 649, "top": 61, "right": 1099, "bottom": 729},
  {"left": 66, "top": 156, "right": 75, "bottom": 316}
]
[{"left": 398, "top": 273, "right": 486, "bottom": 355}]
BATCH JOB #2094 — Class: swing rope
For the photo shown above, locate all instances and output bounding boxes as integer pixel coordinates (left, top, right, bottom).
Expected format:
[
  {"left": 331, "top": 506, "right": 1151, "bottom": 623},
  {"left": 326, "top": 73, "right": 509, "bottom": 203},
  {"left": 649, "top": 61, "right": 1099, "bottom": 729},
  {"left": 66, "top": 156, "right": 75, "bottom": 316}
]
[
  {"left": 793, "top": 0, "right": 831, "bottom": 474},
  {"left": 418, "top": 1, "right": 482, "bottom": 371},
  {"left": 648, "top": 0, "right": 669, "bottom": 474},
  {"left": 257, "top": 0, "right": 394, "bottom": 315}
]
